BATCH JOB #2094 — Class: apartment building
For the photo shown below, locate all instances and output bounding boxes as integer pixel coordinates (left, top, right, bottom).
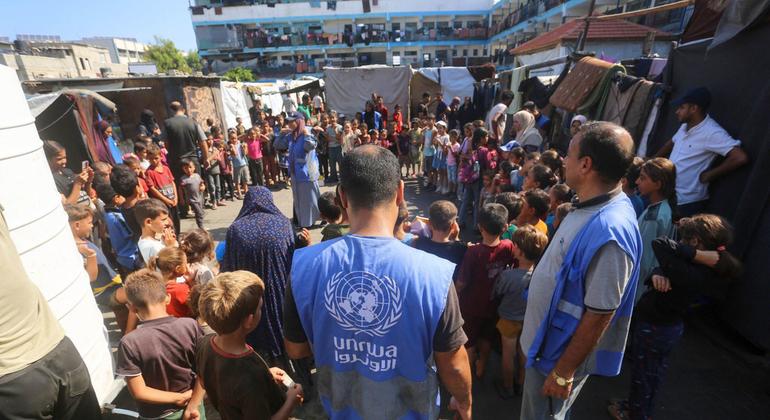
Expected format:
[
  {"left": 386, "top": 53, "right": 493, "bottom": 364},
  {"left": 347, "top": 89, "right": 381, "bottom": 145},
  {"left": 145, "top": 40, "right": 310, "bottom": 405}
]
[
  {"left": 190, "top": 0, "right": 689, "bottom": 76},
  {"left": 0, "top": 39, "right": 129, "bottom": 81},
  {"left": 80, "top": 37, "right": 148, "bottom": 64}
]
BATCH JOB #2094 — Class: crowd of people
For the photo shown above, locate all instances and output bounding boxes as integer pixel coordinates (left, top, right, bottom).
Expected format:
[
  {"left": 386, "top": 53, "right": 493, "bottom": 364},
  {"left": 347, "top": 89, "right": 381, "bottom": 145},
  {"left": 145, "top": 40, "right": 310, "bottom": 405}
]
[{"left": 2, "top": 83, "right": 749, "bottom": 420}]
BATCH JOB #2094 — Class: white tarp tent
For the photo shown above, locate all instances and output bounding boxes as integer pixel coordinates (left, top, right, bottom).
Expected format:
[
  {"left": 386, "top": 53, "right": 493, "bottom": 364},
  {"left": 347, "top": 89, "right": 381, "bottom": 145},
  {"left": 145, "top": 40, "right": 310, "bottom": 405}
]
[
  {"left": 417, "top": 67, "right": 477, "bottom": 102},
  {"left": 324, "top": 65, "right": 411, "bottom": 118},
  {"left": 0, "top": 65, "right": 115, "bottom": 404},
  {"left": 221, "top": 81, "right": 253, "bottom": 130}
]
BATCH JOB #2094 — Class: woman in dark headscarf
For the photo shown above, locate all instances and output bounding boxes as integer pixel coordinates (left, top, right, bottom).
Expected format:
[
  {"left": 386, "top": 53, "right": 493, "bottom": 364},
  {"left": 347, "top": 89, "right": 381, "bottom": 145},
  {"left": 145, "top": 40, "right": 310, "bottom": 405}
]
[
  {"left": 221, "top": 186, "right": 295, "bottom": 361},
  {"left": 137, "top": 109, "right": 161, "bottom": 143},
  {"left": 93, "top": 120, "right": 122, "bottom": 165}
]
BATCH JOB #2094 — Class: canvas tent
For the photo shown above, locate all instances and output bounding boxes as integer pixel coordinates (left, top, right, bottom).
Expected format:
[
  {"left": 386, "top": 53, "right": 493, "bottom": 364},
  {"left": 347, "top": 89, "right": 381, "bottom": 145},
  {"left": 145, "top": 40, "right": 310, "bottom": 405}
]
[
  {"left": 27, "top": 89, "right": 118, "bottom": 172},
  {"left": 220, "top": 81, "right": 253, "bottom": 130},
  {"left": 646, "top": 0, "right": 770, "bottom": 350},
  {"left": 324, "top": 66, "right": 411, "bottom": 118}
]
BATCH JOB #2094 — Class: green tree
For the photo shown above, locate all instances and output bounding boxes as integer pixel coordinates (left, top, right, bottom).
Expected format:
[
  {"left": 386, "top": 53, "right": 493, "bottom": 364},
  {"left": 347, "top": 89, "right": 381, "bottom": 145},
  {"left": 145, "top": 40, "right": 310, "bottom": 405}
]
[
  {"left": 145, "top": 37, "right": 190, "bottom": 74},
  {"left": 222, "top": 67, "right": 255, "bottom": 82},
  {"left": 186, "top": 50, "right": 202, "bottom": 72}
]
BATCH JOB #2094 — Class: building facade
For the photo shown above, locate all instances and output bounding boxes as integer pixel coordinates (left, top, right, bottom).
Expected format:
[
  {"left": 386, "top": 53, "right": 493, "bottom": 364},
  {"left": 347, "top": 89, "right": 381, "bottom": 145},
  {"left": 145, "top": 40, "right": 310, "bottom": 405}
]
[
  {"left": 0, "top": 41, "right": 130, "bottom": 81},
  {"left": 190, "top": 0, "right": 688, "bottom": 76},
  {"left": 80, "top": 37, "right": 148, "bottom": 64}
]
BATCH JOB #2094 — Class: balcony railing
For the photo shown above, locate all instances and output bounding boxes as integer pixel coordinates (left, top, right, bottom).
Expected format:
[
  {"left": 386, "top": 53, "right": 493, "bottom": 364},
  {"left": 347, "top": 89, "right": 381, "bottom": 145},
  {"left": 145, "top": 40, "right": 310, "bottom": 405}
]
[
  {"left": 198, "top": 25, "right": 490, "bottom": 51},
  {"left": 489, "top": 0, "right": 565, "bottom": 37}
]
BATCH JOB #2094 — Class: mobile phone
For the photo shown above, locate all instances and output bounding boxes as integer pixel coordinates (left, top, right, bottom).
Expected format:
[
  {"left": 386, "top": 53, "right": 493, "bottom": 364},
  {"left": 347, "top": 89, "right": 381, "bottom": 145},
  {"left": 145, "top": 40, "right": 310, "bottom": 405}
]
[
  {"left": 282, "top": 374, "right": 295, "bottom": 389},
  {"left": 81, "top": 161, "right": 89, "bottom": 171}
]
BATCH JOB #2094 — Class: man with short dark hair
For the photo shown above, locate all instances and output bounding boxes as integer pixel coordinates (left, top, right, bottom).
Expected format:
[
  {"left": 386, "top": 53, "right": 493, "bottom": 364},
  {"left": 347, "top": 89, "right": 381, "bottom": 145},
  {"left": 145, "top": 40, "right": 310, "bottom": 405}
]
[
  {"left": 487, "top": 90, "right": 515, "bottom": 146},
  {"left": 520, "top": 122, "right": 643, "bottom": 419},
  {"left": 655, "top": 86, "right": 748, "bottom": 217},
  {"left": 163, "top": 101, "right": 209, "bottom": 218},
  {"left": 284, "top": 145, "right": 472, "bottom": 420}
]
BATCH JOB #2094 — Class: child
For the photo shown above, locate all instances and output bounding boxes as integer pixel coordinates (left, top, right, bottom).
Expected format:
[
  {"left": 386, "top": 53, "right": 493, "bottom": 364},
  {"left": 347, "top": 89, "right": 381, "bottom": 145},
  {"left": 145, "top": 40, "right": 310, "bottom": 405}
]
[
  {"left": 261, "top": 120, "right": 277, "bottom": 187},
  {"left": 180, "top": 158, "right": 206, "bottom": 229},
  {"left": 218, "top": 139, "right": 235, "bottom": 201},
  {"left": 521, "top": 164, "right": 557, "bottom": 192},
  {"left": 609, "top": 215, "right": 742, "bottom": 420},
  {"left": 409, "top": 119, "right": 423, "bottom": 178},
  {"left": 116, "top": 269, "right": 204, "bottom": 419},
  {"left": 456, "top": 203, "right": 515, "bottom": 379},
  {"left": 552, "top": 202, "right": 572, "bottom": 232},
  {"left": 623, "top": 157, "right": 645, "bottom": 217},
  {"left": 392, "top": 104, "right": 403, "bottom": 133},
  {"left": 244, "top": 127, "right": 265, "bottom": 187},
  {"left": 205, "top": 137, "right": 225, "bottom": 208},
  {"left": 185, "top": 272, "right": 304, "bottom": 420},
  {"left": 180, "top": 228, "right": 217, "bottom": 286},
  {"left": 422, "top": 117, "right": 437, "bottom": 187},
  {"left": 446, "top": 129, "right": 461, "bottom": 196},
  {"left": 149, "top": 247, "right": 192, "bottom": 318},
  {"left": 134, "top": 141, "right": 150, "bottom": 170},
  {"left": 495, "top": 192, "right": 524, "bottom": 241},
  {"left": 103, "top": 165, "right": 143, "bottom": 272},
  {"left": 43, "top": 140, "right": 93, "bottom": 205},
  {"left": 394, "top": 201, "right": 414, "bottom": 244},
  {"left": 318, "top": 191, "right": 350, "bottom": 241},
  {"left": 510, "top": 152, "right": 540, "bottom": 192},
  {"left": 145, "top": 144, "right": 180, "bottom": 234},
  {"left": 65, "top": 203, "right": 130, "bottom": 330},
  {"left": 516, "top": 189, "right": 550, "bottom": 236},
  {"left": 397, "top": 125, "right": 412, "bottom": 177},
  {"left": 186, "top": 284, "right": 215, "bottom": 336},
  {"left": 229, "top": 131, "right": 249, "bottom": 197},
  {"left": 546, "top": 184, "right": 572, "bottom": 234},
  {"left": 123, "top": 156, "right": 149, "bottom": 199},
  {"left": 635, "top": 157, "right": 677, "bottom": 302},
  {"left": 411, "top": 200, "right": 467, "bottom": 279},
  {"left": 136, "top": 198, "right": 177, "bottom": 266},
  {"left": 495, "top": 161, "right": 513, "bottom": 194},
  {"left": 433, "top": 121, "right": 450, "bottom": 194},
  {"left": 539, "top": 149, "right": 563, "bottom": 183},
  {"left": 493, "top": 225, "right": 548, "bottom": 399},
  {"left": 479, "top": 170, "right": 497, "bottom": 207}
]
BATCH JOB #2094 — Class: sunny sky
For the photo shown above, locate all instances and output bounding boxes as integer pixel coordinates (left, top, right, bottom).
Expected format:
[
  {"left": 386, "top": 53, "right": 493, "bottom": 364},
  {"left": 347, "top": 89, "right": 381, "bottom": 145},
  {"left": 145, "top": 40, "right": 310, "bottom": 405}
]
[{"left": 0, "top": 0, "right": 197, "bottom": 51}]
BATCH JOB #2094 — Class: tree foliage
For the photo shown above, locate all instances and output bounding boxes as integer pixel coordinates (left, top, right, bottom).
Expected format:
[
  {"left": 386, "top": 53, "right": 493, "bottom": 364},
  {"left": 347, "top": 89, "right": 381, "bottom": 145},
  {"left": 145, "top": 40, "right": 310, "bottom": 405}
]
[
  {"left": 145, "top": 37, "right": 190, "bottom": 74},
  {"left": 186, "top": 50, "right": 202, "bottom": 72},
  {"left": 222, "top": 67, "right": 255, "bottom": 82}
]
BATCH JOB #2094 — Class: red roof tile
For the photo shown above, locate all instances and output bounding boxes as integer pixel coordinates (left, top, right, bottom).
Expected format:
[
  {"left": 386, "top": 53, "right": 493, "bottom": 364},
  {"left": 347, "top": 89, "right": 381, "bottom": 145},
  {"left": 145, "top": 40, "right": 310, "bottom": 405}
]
[{"left": 510, "top": 19, "right": 674, "bottom": 55}]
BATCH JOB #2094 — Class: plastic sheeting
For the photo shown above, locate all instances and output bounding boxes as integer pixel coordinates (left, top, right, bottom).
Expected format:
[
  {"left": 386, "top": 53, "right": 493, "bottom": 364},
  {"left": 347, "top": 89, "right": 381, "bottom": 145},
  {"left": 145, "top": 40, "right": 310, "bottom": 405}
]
[
  {"left": 324, "top": 66, "right": 412, "bottom": 118},
  {"left": 221, "top": 81, "right": 253, "bottom": 130},
  {"left": 0, "top": 64, "right": 114, "bottom": 403},
  {"left": 417, "top": 67, "right": 477, "bottom": 104}
]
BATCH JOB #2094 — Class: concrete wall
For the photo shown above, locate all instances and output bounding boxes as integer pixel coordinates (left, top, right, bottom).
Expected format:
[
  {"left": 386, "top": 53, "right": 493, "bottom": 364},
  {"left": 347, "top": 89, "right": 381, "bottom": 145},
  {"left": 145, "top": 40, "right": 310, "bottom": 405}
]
[{"left": 0, "top": 53, "right": 77, "bottom": 81}]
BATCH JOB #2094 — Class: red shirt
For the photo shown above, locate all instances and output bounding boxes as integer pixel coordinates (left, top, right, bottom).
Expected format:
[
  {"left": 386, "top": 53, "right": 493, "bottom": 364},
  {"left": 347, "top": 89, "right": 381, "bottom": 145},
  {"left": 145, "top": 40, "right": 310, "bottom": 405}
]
[
  {"left": 392, "top": 111, "right": 403, "bottom": 133},
  {"left": 145, "top": 164, "right": 176, "bottom": 201},
  {"left": 137, "top": 176, "right": 149, "bottom": 195},
  {"left": 166, "top": 281, "right": 191, "bottom": 318},
  {"left": 457, "top": 240, "right": 515, "bottom": 318},
  {"left": 377, "top": 105, "right": 389, "bottom": 124}
]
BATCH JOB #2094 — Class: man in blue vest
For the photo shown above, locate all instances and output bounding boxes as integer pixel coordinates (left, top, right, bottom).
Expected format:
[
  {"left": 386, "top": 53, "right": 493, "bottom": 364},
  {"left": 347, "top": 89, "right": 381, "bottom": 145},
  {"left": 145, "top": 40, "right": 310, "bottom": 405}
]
[
  {"left": 519, "top": 122, "right": 642, "bottom": 419},
  {"left": 284, "top": 145, "right": 472, "bottom": 420}
]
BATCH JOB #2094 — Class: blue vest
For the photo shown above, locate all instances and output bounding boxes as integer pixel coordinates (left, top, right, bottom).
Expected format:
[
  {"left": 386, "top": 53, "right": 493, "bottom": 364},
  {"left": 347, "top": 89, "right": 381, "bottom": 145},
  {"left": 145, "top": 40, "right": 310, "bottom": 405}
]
[
  {"left": 526, "top": 195, "right": 642, "bottom": 377},
  {"left": 292, "top": 236, "right": 454, "bottom": 420},
  {"left": 288, "top": 132, "right": 319, "bottom": 182}
]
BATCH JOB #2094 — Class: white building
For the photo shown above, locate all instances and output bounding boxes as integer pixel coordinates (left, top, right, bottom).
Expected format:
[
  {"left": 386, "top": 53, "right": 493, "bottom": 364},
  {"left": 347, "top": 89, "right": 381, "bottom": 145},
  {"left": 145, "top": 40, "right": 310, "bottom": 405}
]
[
  {"left": 80, "top": 37, "right": 148, "bottom": 64},
  {"left": 190, "top": 0, "right": 688, "bottom": 76}
]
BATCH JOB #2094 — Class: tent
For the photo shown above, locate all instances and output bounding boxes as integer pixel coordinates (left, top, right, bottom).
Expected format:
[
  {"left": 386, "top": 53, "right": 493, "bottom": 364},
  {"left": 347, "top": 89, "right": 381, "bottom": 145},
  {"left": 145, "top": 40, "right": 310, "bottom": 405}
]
[
  {"left": 27, "top": 89, "right": 118, "bottom": 171},
  {"left": 324, "top": 66, "right": 412, "bottom": 118},
  {"left": 0, "top": 65, "right": 116, "bottom": 405},
  {"left": 409, "top": 71, "right": 442, "bottom": 117},
  {"left": 646, "top": 1, "right": 770, "bottom": 350},
  {"left": 220, "top": 81, "right": 253, "bottom": 130}
]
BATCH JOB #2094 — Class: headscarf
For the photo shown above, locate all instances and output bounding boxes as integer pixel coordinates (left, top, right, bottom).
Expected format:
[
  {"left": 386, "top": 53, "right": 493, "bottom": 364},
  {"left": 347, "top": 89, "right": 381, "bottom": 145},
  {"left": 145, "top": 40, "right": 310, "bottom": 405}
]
[
  {"left": 92, "top": 120, "right": 118, "bottom": 165},
  {"left": 571, "top": 114, "right": 587, "bottom": 126},
  {"left": 513, "top": 110, "right": 542, "bottom": 147},
  {"left": 140, "top": 109, "right": 156, "bottom": 129},
  {"left": 292, "top": 115, "right": 307, "bottom": 139},
  {"left": 222, "top": 187, "right": 294, "bottom": 359}
]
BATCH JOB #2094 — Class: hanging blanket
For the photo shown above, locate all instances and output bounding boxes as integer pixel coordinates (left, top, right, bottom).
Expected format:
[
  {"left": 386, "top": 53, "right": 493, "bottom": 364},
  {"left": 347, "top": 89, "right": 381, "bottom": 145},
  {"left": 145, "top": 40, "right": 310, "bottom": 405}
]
[{"left": 549, "top": 57, "right": 614, "bottom": 112}]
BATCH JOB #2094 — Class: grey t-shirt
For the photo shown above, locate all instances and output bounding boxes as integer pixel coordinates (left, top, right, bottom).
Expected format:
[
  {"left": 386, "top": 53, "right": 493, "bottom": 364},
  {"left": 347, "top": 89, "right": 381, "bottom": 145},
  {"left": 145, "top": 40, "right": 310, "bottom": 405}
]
[
  {"left": 494, "top": 267, "right": 532, "bottom": 321},
  {"left": 520, "top": 191, "right": 634, "bottom": 374},
  {"left": 180, "top": 173, "right": 203, "bottom": 204},
  {"left": 326, "top": 123, "right": 342, "bottom": 148}
]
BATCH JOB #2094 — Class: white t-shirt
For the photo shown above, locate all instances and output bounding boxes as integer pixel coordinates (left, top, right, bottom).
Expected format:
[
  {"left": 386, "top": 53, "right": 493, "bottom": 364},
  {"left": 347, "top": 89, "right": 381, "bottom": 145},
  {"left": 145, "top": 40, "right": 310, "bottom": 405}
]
[
  {"left": 670, "top": 115, "right": 741, "bottom": 204},
  {"left": 312, "top": 95, "right": 323, "bottom": 109},
  {"left": 282, "top": 97, "right": 297, "bottom": 113},
  {"left": 485, "top": 103, "right": 508, "bottom": 139},
  {"left": 138, "top": 237, "right": 165, "bottom": 265}
]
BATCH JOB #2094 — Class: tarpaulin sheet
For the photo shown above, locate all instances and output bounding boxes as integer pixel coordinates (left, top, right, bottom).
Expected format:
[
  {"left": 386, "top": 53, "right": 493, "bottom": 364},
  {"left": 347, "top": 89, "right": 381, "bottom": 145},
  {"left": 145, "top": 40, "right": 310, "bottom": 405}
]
[
  {"left": 324, "top": 66, "right": 411, "bottom": 118},
  {"left": 409, "top": 71, "right": 442, "bottom": 118},
  {"left": 549, "top": 56, "right": 613, "bottom": 112},
  {"left": 221, "top": 81, "right": 253, "bottom": 130},
  {"left": 649, "top": 22, "right": 770, "bottom": 350},
  {"left": 417, "top": 67, "right": 477, "bottom": 104}
]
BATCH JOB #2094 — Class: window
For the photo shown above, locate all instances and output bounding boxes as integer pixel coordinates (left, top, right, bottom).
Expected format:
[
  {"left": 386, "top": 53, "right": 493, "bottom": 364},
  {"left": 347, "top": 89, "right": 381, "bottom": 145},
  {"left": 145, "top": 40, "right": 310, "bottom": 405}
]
[
  {"left": 453, "top": 21, "right": 463, "bottom": 29},
  {"left": 473, "top": 49, "right": 478, "bottom": 56},
  {"left": 404, "top": 51, "right": 417, "bottom": 56},
  {"left": 79, "top": 58, "right": 86, "bottom": 70},
  {"left": 424, "top": 22, "right": 435, "bottom": 30},
  {"left": 391, "top": 22, "right": 401, "bottom": 31},
  {"left": 483, "top": 49, "right": 487, "bottom": 56},
  {"left": 452, "top": 49, "right": 457, "bottom": 56},
  {"left": 437, "top": 21, "right": 449, "bottom": 29},
  {"left": 462, "top": 49, "right": 468, "bottom": 56}
]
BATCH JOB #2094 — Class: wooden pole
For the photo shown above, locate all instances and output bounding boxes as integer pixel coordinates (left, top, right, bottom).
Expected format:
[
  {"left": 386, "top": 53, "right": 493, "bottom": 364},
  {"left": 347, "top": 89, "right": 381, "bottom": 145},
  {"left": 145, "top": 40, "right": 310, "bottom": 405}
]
[{"left": 576, "top": 0, "right": 597, "bottom": 51}]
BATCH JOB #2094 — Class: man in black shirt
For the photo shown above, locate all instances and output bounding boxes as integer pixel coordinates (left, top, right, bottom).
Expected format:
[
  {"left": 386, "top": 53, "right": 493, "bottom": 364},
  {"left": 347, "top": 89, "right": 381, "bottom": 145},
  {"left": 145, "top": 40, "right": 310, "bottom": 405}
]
[{"left": 163, "top": 101, "right": 209, "bottom": 215}]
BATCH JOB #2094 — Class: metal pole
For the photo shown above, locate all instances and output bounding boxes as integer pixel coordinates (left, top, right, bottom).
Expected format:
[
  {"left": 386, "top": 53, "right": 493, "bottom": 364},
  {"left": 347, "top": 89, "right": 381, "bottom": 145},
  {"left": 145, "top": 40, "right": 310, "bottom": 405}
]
[{"left": 576, "top": 0, "right": 597, "bottom": 51}]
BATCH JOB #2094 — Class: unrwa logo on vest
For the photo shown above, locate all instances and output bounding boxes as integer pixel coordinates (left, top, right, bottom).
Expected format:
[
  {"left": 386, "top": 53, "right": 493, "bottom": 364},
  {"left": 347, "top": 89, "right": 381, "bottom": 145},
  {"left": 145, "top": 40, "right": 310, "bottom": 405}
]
[{"left": 324, "top": 271, "right": 403, "bottom": 337}]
